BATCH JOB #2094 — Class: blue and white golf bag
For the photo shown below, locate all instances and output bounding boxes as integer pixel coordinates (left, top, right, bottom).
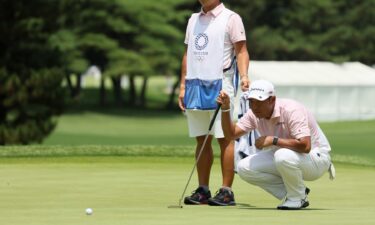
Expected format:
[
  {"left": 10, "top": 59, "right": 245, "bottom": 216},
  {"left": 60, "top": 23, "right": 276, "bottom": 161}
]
[{"left": 234, "top": 92, "right": 260, "bottom": 173}]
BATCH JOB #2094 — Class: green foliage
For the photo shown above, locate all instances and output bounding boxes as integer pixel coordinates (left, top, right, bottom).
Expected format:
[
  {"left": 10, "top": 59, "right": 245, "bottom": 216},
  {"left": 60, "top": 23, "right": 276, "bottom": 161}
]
[
  {"left": 226, "top": 0, "right": 375, "bottom": 65},
  {"left": 0, "top": 68, "right": 64, "bottom": 145},
  {"left": 1, "top": 0, "right": 374, "bottom": 143},
  {"left": 0, "top": 0, "right": 65, "bottom": 145},
  {"left": 117, "top": 0, "right": 188, "bottom": 75},
  {"left": 48, "top": 29, "right": 89, "bottom": 74},
  {"left": 106, "top": 50, "right": 152, "bottom": 77},
  {"left": 55, "top": 0, "right": 191, "bottom": 107},
  {"left": 0, "top": 0, "right": 192, "bottom": 145},
  {"left": 55, "top": 0, "right": 189, "bottom": 78}
]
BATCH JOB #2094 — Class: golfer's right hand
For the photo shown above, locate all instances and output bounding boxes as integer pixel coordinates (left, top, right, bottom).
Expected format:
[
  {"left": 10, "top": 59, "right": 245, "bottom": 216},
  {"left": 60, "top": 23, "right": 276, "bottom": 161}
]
[
  {"left": 178, "top": 88, "right": 185, "bottom": 111},
  {"left": 217, "top": 90, "right": 230, "bottom": 110}
]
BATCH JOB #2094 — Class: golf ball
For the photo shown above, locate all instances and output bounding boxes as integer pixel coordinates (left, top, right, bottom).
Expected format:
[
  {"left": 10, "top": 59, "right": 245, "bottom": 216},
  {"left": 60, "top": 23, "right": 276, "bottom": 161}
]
[{"left": 85, "top": 208, "right": 93, "bottom": 215}]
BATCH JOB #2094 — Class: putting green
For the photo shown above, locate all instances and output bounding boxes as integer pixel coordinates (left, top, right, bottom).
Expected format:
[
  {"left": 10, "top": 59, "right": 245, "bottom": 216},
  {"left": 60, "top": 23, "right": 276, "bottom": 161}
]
[{"left": 0, "top": 157, "right": 374, "bottom": 225}]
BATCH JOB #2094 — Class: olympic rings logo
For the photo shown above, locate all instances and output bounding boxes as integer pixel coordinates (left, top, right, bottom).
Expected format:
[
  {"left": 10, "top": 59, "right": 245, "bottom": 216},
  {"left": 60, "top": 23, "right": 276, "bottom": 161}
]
[
  {"left": 194, "top": 33, "right": 209, "bottom": 50},
  {"left": 196, "top": 56, "right": 204, "bottom": 61}
]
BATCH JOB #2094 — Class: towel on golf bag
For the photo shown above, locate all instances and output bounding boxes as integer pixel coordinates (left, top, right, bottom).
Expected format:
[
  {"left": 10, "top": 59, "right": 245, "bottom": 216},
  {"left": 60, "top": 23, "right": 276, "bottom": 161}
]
[{"left": 234, "top": 92, "right": 260, "bottom": 173}]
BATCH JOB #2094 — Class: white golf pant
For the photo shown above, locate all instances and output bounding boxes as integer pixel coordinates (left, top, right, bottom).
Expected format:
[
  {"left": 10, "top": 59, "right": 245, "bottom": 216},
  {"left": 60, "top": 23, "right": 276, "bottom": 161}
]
[{"left": 237, "top": 148, "right": 331, "bottom": 201}]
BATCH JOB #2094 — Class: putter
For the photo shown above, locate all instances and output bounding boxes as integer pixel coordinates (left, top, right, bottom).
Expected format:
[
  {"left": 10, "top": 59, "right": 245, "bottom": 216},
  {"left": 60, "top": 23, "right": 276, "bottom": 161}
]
[{"left": 168, "top": 104, "right": 222, "bottom": 209}]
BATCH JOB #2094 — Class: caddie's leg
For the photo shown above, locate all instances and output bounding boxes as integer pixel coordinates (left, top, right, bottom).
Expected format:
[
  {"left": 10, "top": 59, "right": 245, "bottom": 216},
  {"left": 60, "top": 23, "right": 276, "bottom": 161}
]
[
  {"left": 207, "top": 137, "right": 236, "bottom": 206},
  {"left": 218, "top": 138, "right": 234, "bottom": 187},
  {"left": 213, "top": 95, "right": 235, "bottom": 188},
  {"left": 206, "top": 106, "right": 236, "bottom": 206},
  {"left": 237, "top": 150, "right": 286, "bottom": 200},
  {"left": 196, "top": 135, "right": 214, "bottom": 186},
  {"left": 186, "top": 110, "right": 215, "bottom": 187}
]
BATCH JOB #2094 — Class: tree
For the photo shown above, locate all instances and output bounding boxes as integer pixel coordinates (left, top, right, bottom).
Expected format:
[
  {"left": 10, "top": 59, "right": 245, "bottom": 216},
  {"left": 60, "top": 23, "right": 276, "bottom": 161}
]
[
  {"left": 117, "top": 0, "right": 190, "bottom": 108},
  {"left": 56, "top": 0, "right": 190, "bottom": 108},
  {"left": 54, "top": 0, "right": 134, "bottom": 104},
  {"left": 226, "top": 0, "right": 375, "bottom": 65},
  {"left": 0, "top": 0, "right": 65, "bottom": 144}
]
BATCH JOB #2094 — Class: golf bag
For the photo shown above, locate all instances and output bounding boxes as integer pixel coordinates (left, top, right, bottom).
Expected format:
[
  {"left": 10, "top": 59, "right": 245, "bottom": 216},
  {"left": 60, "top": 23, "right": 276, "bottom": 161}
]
[{"left": 234, "top": 92, "right": 260, "bottom": 173}]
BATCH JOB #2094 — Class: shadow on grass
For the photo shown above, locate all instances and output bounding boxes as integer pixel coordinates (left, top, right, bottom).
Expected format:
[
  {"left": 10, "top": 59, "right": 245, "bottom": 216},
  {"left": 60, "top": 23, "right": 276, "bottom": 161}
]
[
  {"left": 237, "top": 207, "right": 332, "bottom": 211},
  {"left": 239, "top": 208, "right": 332, "bottom": 211},
  {"left": 63, "top": 87, "right": 182, "bottom": 118},
  {"left": 64, "top": 105, "right": 183, "bottom": 118},
  {"left": 220, "top": 203, "right": 332, "bottom": 211}
]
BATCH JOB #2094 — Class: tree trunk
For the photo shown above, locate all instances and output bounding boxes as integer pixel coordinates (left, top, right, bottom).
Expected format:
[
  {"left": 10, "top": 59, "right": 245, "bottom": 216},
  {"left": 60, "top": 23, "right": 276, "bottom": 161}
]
[
  {"left": 74, "top": 74, "right": 82, "bottom": 97},
  {"left": 99, "top": 76, "right": 106, "bottom": 106},
  {"left": 128, "top": 75, "right": 136, "bottom": 106},
  {"left": 139, "top": 76, "right": 148, "bottom": 107},
  {"left": 65, "top": 74, "right": 75, "bottom": 97},
  {"left": 166, "top": 74, "right": 180, "bottom": 109},
  {"left": 0, "top": 101, "right": 5, "bottom": 123},
  {"left": 111, "top": 76, "right": 123, "bottom": 106}
]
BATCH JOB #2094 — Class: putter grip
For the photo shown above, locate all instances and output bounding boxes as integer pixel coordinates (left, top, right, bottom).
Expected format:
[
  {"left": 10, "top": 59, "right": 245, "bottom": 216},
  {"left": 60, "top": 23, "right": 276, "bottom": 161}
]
[{"left": 208, "top": 104, "right": 222, "bottom": 131}]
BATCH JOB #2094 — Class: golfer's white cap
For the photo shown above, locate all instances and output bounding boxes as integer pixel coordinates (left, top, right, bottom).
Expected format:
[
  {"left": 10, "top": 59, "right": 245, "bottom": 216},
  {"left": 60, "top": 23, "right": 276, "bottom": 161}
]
[{"left": 247, "top": 80, "right": 275, "bottom": 101}]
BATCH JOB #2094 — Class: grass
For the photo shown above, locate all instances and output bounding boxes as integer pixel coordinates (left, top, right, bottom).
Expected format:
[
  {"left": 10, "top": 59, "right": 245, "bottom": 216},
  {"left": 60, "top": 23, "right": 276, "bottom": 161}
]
[
  {"left": 0, "top": 156, "right": 374, "bottom": 225},
  {"left": 57, "top": 76, "right": 375, "bottom": 163},
  {"left": 320, "top": 120, "right": 375, "bottom": 158},
  {"left": 4, "top": 109, "right": 375, "bottom": 224},
  {"left": 43, "top": 109, "right": 194, "bottom": 146},
  {"left": 0, "top": 145, "right": 197, "bottom": 158},
  {"left": 6, "top": 79, "right": 375, "bottom": 224},
  {"left": 1, "top": 145, "right": 375, "bottom": 167},
  {"left": 43, "top": 110, "right": 375, "bottom": 166}
]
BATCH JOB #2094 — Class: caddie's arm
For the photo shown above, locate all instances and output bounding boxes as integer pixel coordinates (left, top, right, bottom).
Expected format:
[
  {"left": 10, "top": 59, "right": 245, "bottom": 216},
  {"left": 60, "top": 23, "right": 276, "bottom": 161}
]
[
  {"left": 178, "top": 47, "right": 187, "bottom": 111},
  {"left": 234, "top": 41, "right": 250, "bottom": 91},
  {"left": 217, "top": 90, "right": 247, "bottom": 140}
]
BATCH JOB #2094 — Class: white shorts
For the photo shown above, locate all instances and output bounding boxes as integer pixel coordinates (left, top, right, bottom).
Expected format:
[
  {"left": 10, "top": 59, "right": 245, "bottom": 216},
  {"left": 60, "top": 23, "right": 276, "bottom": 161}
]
[
  {"left": 186, "top": 71, "right": 235, "bottom": 138},
  {"left": 186, "top": 107, "right": 234, "bottom": 138}
]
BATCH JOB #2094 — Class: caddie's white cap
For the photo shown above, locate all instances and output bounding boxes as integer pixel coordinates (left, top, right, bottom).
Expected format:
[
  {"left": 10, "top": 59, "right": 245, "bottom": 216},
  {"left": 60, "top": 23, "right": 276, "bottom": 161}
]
[{"left": 247, "top": 80, "right": 275, "bottom": 101}]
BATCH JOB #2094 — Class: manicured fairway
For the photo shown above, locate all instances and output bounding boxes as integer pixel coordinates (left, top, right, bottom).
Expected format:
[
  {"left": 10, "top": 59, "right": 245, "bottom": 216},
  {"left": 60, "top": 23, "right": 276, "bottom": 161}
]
[
  {"left": 0, "top": 156, "right": 374, "bottom": 225},
  {"left": 43, "top": 110, "right": 194, "bottom": 146},
  {"left": 43, "top": 112, "right": 375, "bottom": 166}
]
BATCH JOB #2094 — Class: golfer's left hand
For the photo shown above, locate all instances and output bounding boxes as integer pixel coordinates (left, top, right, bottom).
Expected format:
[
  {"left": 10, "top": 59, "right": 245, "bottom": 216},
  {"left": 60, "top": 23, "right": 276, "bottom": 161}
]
[{"left": 255, "top": 136, "right": 273, "bottom": 149}]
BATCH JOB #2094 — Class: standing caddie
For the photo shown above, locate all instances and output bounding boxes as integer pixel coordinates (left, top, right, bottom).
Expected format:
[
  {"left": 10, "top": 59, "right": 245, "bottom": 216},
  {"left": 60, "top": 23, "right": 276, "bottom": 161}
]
[
  {"left": 178, "top": 0, "right": 250, "bottom": 206},
  {"left": 217, "top": 80, "right": 335, "bottom": 209}
]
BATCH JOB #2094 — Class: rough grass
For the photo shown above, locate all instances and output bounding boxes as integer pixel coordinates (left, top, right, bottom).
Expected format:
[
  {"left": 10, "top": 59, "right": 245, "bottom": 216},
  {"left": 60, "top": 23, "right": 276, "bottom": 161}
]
[
  {"left": 1, "top": 145, "right": 374, "bottom": 167},
  {"left": 0, "top": 145, "right": 196, "bottom": 158}
]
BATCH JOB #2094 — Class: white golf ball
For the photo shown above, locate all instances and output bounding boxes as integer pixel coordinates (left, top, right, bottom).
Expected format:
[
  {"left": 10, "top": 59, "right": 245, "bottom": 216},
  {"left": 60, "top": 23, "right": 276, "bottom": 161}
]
[{"left": 85, "top": 208, "right": 93, "bottom": 215}]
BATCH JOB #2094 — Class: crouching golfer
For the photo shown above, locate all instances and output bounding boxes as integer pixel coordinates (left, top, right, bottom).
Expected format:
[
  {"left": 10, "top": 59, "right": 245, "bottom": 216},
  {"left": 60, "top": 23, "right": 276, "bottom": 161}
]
[{"left": 217, "top": 80, "right": 335, "bottom": 210}]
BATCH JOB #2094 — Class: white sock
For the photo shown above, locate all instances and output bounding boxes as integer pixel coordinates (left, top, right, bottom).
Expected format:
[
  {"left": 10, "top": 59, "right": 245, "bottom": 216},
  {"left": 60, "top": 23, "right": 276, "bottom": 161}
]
[{"left": 221, "top": 186, "right": 232, "bottom": 192}]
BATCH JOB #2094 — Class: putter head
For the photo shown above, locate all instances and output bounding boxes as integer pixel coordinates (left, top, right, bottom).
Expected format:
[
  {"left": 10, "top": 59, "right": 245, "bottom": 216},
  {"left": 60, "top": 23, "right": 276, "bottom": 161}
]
[{"left": 168, "top": 205, "right": 183, "bottom": 209}]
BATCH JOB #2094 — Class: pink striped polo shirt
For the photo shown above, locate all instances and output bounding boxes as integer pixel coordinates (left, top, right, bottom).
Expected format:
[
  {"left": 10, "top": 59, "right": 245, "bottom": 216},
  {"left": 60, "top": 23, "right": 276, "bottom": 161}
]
[
  {"left": 237, "top": 98, "right": 331, "bottom": 151},
  {"left": 184, "top": 3, "right": 246, "bottom": 69}
]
